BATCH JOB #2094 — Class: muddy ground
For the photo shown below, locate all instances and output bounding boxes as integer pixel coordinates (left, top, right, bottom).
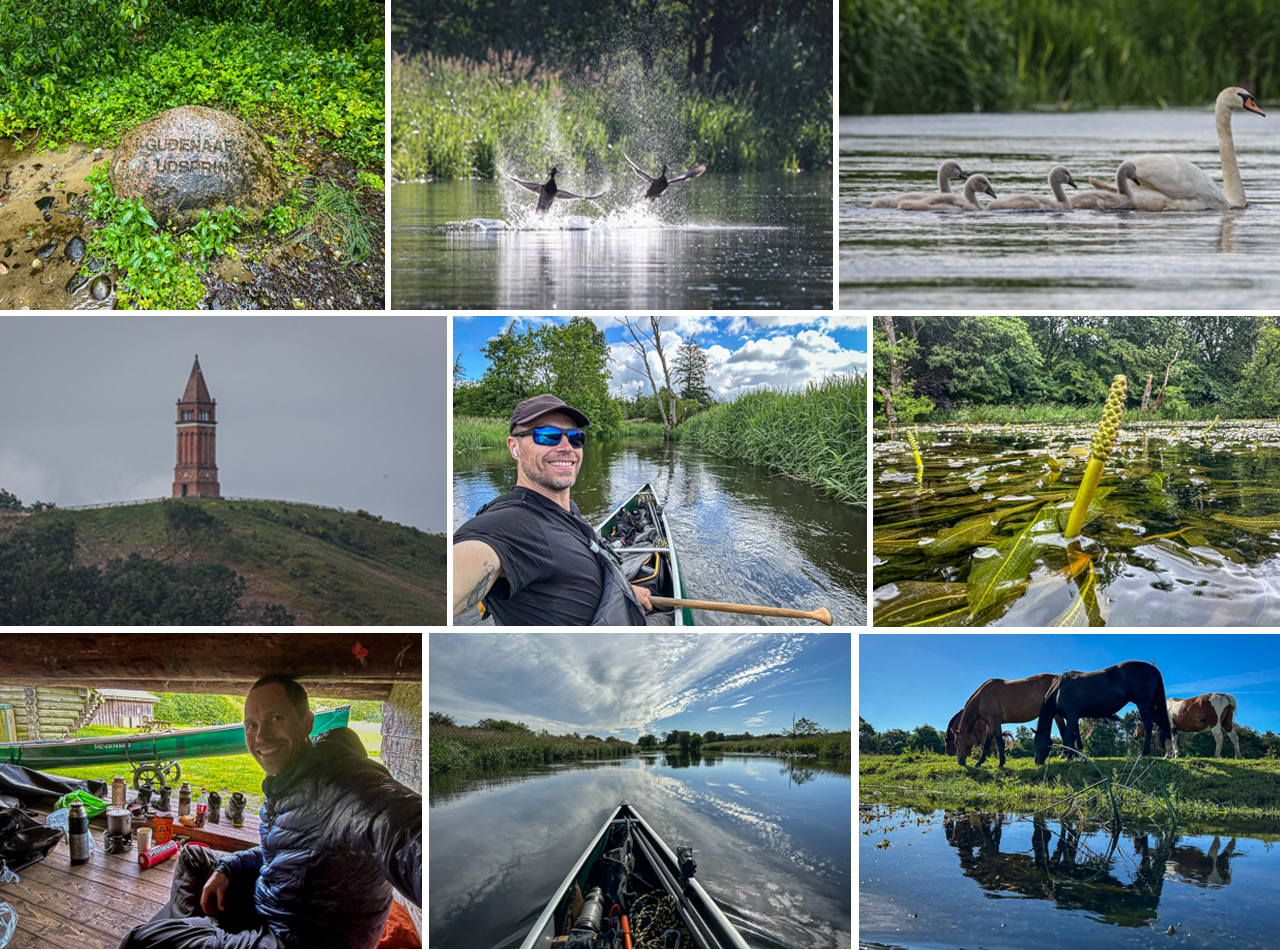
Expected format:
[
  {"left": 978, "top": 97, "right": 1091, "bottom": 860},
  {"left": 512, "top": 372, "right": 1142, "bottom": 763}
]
[{"left": 0, "top": 139, "right": 384, "bottom": 310}]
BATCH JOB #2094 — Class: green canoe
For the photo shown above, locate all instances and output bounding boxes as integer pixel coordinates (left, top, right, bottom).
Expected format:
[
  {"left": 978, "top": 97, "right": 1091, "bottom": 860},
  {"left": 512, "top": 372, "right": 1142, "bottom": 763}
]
[
  {"left": 0, "top": 705, "right": 351, "bottom": 770},
  {"left": 596, "top": 483, "right": 693, "bottom": 626}
]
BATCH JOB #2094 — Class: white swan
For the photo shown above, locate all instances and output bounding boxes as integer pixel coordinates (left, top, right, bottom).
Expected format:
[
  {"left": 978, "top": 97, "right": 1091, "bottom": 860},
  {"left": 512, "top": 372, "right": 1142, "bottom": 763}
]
[
  {"left": 1119, "top": 86, "right": 1264, "bottom": 210},
  {"left": 987, "top": 165, "right": 1077, "bottom": 210},
  {"left": 899, "top": 174, "right": 997, "bottom": 211},
  {"left": 1071, "top": 162, "right": 1141, "bottom": 210},
  {"left": 871, "top": 160, "right": 968, "bottom": 208}
]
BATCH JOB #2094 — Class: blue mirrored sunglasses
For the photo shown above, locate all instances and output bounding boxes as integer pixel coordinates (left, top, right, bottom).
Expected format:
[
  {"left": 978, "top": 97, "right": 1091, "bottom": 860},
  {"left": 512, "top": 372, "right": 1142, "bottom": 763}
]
[{"left": 513, "top": 426, "right": 586, "bottom": 448}]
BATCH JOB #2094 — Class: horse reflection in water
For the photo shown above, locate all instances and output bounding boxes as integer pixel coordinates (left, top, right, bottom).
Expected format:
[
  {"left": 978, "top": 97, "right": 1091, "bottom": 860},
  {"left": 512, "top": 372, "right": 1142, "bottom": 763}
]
[
  {"left": 1167, "top": 836, "right": 1239, "bottom": 888},
  {"left": 942, "top": 811, "right": 1175, "bottom": 927}
]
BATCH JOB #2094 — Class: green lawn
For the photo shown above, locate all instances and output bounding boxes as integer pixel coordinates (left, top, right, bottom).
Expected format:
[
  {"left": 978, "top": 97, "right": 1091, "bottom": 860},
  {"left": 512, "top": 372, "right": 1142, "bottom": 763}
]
[{"left": 45, "top": 721, "right": 383, "bottom": 812}]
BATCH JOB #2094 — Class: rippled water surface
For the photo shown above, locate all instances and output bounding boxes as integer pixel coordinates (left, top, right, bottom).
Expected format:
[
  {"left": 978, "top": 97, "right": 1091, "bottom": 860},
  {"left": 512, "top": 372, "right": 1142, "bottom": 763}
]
[
  {"left": 453, "top": 439, "right": 866, "bottom": 626},
  {"left": 392, "top": 172, "right": 832, "bottom": 309},
  {"left": 430, "top": 755, "right": 851, "bottom": 948},
  {"left": 862, "top": 801, "right": 1280, "bottom": 950},
  {"left": 840, "top": 109, "right": 1280, "bottom": 308}
]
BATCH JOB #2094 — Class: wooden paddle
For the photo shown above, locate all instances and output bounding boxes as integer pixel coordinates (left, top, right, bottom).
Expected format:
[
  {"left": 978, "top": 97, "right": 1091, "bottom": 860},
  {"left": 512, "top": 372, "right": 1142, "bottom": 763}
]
[{"left": 648, "top": 596, "right": 834, "bottom": 626}]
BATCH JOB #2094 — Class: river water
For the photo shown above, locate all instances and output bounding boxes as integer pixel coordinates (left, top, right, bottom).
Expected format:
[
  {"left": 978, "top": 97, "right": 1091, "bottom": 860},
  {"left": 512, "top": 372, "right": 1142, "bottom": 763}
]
[
  {"left": 429, "top": 754, "right": 851, "bottom": 948},
  {"left": 452, "top": 439, "right": 866, "bottom": 626},
  {"left": 391, "top": 171, "right": 832, "bottom": 309},
  {"left": 840, "top": 108, "right": 1280, "bottom": 308},
  {"left": 861, "top": 799, "right": 1280, "bottom": 949}
]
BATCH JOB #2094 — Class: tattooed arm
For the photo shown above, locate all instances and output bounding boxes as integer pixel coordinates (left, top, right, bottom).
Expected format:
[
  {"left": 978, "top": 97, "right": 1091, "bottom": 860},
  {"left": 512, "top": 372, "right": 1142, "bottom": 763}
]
[{"left": 453, "top": 539, "right": 504, "bottom": 617}]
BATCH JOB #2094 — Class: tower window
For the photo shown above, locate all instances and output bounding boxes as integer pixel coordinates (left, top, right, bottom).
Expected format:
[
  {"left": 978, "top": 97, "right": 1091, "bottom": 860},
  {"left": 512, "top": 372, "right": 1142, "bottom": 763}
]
[
  {"left": 199, "top": 410, "right": 211, "bottom": 422},
  {"left": 181, "top": 410, "right": 194, "bottom": 421}
]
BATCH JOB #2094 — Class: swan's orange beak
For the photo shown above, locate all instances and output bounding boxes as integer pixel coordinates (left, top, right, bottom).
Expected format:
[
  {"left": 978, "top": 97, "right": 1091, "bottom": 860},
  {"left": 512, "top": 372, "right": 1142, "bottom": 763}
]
[{"left": 1243, "top": 93, "right": 1266, "bottom": 117}]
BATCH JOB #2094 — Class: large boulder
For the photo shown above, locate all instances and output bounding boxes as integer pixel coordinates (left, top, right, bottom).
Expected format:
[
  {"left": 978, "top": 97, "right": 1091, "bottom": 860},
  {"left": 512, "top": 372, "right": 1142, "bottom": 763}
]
[{"left": 109, "top": 106, "right": 285, "bottom": 227}]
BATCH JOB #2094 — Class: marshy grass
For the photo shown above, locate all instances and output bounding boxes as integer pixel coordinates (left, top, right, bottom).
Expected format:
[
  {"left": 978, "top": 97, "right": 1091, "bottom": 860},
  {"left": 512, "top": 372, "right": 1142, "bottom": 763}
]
[
  {"left": 429, "top": 723, "right": 637, "bottom": 774},
  {"left": 391, "top": 49, "right": 830, "bottom": 180},
  {"left": 921, "top": 402, "right": 1226, "bottom": 426},
  {"left": 452, "top": 415, "right": 666, "bottom": 453},
  {"left": 704, "top": 730, "right": 851, "bottom": 760},
  {"left": 843, "top": 0, "right": 1280, "bottom": 114},
  {"left": 676, "top": 374, "right": 868, "bottom": 505},
  {"left": 861, "top": 752, "right": 1280, "bottom": 820}
]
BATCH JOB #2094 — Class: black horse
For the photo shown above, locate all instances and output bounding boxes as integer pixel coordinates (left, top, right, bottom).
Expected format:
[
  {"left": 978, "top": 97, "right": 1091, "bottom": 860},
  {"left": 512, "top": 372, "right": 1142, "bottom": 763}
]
[{"left": 1033, "top": 661, "right": 1172, "bottom": 764}]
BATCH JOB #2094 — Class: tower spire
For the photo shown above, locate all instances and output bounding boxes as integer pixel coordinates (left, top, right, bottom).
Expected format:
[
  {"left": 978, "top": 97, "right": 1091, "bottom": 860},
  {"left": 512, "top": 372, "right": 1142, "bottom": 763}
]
[{"left": 173, "top": 357, "right": 220, "bottom": 498}]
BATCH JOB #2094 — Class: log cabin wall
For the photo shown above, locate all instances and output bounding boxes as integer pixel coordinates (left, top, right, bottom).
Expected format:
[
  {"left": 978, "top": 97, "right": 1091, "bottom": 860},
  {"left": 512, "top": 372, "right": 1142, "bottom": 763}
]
[
  {"left": 90, "top": 695, "right": 160, "bottom": 728},
  {"left": 0, "top": 684, "right": 94, "bottom": 740},
  {"left": 381, "top": 681, "right": 423, "bottom": 936}
]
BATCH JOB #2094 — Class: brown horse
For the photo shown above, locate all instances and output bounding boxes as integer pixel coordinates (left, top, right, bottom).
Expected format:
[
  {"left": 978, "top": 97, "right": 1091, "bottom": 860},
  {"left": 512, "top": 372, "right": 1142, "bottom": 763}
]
[
  {"left": 955, "top": 673, "right": 1065, "bottom": 767},
  {"left": 1135, "top": 693, "right": 1240, "bottom": 759}
]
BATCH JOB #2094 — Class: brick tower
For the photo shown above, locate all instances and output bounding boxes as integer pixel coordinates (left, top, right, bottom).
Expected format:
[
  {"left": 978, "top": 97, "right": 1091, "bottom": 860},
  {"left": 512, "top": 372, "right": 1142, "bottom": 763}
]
[{"left": 172, "top": 356, "right": 220, "bottom": 498}]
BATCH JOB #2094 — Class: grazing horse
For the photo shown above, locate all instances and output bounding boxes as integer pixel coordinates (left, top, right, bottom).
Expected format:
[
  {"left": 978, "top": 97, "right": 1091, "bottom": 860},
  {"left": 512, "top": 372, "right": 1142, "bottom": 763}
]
[
  {"left": 1135, "top": 693, "right": 1241, "bottom": 759},
  {"left": 944, "top": 707, "right": 1008, "bottom": 763},
  {"left": 1034, "top": 661, "right": 1172, "bottom": 765},
  {"left": 954, "top": 673, "right": 1065, "bottom": 767}
]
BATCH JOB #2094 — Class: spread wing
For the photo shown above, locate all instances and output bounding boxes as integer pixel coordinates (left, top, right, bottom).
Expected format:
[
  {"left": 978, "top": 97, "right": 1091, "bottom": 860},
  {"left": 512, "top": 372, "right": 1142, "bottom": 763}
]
[
  {"left": 623, "top": 152, "right": 658, "bottom": 183},
  {"left": 555, "top": 189, "right": 605, "bottom": 201},
  {"left": 502, "top": 170, "right": 544, "bottom": 194},
  {"left": 669, "top": 163, "right": 707, "bottom": 184}
]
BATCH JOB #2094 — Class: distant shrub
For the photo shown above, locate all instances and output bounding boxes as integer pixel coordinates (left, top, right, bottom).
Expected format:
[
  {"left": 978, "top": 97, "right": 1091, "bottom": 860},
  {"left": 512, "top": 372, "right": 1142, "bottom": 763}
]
[{"left": 153, "top": 693, "right": 245, "bottom": 725}]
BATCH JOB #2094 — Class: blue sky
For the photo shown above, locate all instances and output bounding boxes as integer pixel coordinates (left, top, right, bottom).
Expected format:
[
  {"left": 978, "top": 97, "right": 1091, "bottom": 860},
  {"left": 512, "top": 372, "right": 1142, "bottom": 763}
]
[
  {"left": 453, "top": 316, "right": 867, "bottom": 401},
  {"left": 430, "top": 632, "right": 851, "bottom": 739},
  {"left": 861, "top": 634, "right": 1280, "bottom": 735}
]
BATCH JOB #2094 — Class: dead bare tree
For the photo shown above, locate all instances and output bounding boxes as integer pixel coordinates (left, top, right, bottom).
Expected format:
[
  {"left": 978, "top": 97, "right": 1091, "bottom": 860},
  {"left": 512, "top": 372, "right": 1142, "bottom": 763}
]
[
  {"left": 1140, "top": 374, "right": 1153, "bottom": 415},
  {"left": 1155, "top": 350, "right": 1181, "bottom": 412},
  {"left": 617, "top": 316, "right": 679, "bottom": 438}
]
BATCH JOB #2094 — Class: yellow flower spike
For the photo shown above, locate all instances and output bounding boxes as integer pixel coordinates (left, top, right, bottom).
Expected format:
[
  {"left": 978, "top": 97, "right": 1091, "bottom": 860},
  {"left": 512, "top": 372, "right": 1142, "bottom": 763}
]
[{"left": 1066, "top": 374, "right": 1127, "bottom": 540}]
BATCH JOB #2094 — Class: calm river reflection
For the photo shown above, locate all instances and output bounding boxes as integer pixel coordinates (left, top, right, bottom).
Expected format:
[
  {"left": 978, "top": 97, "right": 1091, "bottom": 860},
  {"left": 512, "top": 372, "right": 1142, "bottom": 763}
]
[
  {"left": 430, "top": 755, "right": 851, "bottom": 948},
  {"left": 841, "top": 108, "right": 1280, "bottom": 308},
  {"left": 861, "top": 800, "right": 1280, "bottom": 949},
  {"left": 453, "top": 439, "right": 866, "bottom": 626},
  {"left": 392, "top": 171, "right": 832, "bottom": 309}
]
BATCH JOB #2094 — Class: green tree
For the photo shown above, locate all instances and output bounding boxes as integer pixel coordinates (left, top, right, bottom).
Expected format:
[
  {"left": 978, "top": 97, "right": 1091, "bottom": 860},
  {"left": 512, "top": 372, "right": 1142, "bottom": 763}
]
[
  {"left": 429, "top": 711, "right": 456, "bottom": 726},
  {"left": 0, "top": 489, "right": 22, "bottom": 511},
  {"left": 474, "top": 718, "right": 532, "bottom": 732},
  {"left": 637, "top": 733, "right": 658, "bottom": 750},
  {"left": 859, "top": 716, "right": 880, "bottom": 754},
  {"left": 906, "top": 724, "right": 944, "bottom": 754},
  {"left": 673, "top": 336, "right": 715, "bottom": 408},
  {"left": 1231, "top": 319, "right": 1280, "bottom": 417},
  {"left": 789, "top": 715, "right": 827, "bottom": 737}
]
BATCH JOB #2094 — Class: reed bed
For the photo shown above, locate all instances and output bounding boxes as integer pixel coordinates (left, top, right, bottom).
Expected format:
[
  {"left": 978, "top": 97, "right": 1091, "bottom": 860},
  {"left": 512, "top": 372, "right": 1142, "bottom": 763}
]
[
  {"left": 703, "top": 731, "right": 852, "bottom": 760},
  {"left": 676, "top": 375, "right": 868, "bottom": 505},
  {"left": 920, "top": 403, "right": 1226, "bottom": 426},
  {"left": 429, "top": 724, "right": 637, "bottom": 774},
  {"left": 453, "top": 415, "right": 511, "bottom": 453},
  {"left": 843, "top": 0, "right": 1280, "bottom": 114},
  {"left": 391, "top": 50, "right": 830, "bottom": 180}
]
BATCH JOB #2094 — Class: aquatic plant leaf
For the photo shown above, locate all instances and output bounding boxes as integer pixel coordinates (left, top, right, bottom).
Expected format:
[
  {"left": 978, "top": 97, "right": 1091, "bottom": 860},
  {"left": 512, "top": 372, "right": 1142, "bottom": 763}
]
[
  {"left": 1211, "top": 513, "right": 1280, "bottom": 533},
  {"left": 873, "top": 538, "right": 929, "bottom": 555},
  {"left": 1047, "top": 569, "right": 1103, "bottom": 627},
  {"left": 872, "top": 581, "right": 969, "bottom": 625},
  {"left": 922, "top": 514, "right": 998, "bottom": 557},
  {"left": 967, "top": 508, "right": 1054, "bottom": 616}
]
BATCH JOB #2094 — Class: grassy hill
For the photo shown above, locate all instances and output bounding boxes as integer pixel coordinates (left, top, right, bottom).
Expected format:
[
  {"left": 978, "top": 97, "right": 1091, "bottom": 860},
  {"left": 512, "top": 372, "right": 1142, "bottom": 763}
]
[{"left": 2, "top": 499, "right": 446, "bottom": 625}]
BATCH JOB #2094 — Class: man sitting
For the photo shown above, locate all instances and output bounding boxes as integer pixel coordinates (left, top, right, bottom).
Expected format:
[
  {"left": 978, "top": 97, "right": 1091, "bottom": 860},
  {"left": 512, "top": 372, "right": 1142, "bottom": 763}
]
[{"left": 120, "top": 674, "right": 421, "bottom": 948}]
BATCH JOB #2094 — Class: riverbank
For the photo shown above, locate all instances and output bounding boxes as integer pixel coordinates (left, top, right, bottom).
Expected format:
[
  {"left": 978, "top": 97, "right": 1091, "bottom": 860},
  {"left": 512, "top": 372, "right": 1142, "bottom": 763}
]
[
  {"left": 428, "top": 722, "right": 637, "bottom": 774},
  {"left": 676, "top": 374, "right": 868, "bottom": 505},
  {"left": 452, "top": 416, "right": 664, "bottom": 453},
  {"left": 862, "top": 753, "right": 1280, "bottom": 820},
  {"left": 704, "top": 730, "right": 852, "bottom": 760},
  {"left": 0, "top": 3, "right": 384, "bottom": 309}
]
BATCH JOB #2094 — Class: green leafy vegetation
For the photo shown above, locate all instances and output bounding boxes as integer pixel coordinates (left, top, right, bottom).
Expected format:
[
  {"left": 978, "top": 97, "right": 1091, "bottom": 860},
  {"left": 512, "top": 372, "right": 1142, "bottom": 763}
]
[
  {"left": 296, "top": 182, "right": 378, "bottom": 264},
  {"left": 843, "top": 0, "right": 1280, "bottom": 113},
  {"left": 0, "top": 499, "right": 446, "bottom": 625},
  {"left": 429, "top": 719, "right": 637, "bottom": 774},
  {"left": 676, "top": 374, "right": 868, "bottom": 505},
  {"left": 153, "top": 693, "right": 246, "bottom": 726},
  {"left": 703, "top": 731, "right": 852, "bottom": 760},
  {"left": 391, "top": 0, "right": 830, "bottom": 178}
]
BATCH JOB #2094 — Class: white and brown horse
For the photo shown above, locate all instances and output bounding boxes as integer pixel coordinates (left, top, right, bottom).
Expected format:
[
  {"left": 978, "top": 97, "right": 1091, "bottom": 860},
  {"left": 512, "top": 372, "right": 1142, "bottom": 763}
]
[{"left": 1135, "top": 693, "right": 1240, "bottom": 759}]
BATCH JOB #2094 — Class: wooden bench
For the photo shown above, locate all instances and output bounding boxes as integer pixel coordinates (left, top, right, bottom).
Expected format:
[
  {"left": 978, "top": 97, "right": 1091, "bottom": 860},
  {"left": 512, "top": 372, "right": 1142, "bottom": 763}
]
[{"left": 0, "top": 804, "right": 261, "bottom": 949}]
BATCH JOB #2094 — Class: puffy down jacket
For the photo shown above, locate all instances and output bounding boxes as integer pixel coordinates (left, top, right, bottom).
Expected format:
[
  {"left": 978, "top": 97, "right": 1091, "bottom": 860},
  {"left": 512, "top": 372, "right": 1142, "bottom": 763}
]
[{"left": 218, "top": 727, "right": 421, "bottom": 948}]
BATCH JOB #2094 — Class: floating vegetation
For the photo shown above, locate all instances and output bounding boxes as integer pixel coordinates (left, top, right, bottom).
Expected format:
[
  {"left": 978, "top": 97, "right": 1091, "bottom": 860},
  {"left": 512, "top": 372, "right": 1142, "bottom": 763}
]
[{"left": 873, "top": 418, "right": 1280, "bottom": 626}]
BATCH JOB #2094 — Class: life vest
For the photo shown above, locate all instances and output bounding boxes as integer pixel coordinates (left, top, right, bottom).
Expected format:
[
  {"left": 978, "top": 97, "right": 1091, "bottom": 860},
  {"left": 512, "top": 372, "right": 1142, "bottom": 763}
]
[{"left": 474, "top": 491, "right": 648, "bottom": 627}]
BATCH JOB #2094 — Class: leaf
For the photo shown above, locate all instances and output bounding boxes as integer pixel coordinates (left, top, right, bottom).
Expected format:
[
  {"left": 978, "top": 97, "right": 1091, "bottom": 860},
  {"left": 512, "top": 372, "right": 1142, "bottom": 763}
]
[
  {"left": 1211, "top": 513, "right": 1280, "bottom": 533},
  {"left": 967, "top": 508, "right": 1056, "bottom": 616},
  {"left": 1047, "top": 570, "right": 1100, "bottom": 627},
  {"left": 872, "top": 581, "right": 969, "bottom": 626},
  {"left": 922, "top": 513, "right": 998, "bottom": 557}
]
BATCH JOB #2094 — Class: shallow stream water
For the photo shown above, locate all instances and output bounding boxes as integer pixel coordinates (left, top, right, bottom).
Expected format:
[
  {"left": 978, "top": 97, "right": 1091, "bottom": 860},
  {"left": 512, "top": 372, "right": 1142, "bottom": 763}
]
[
  {"left": 392, "top": 171, "right": 832, "bottom": 309},
  {"left": 430, "top": 754, "right": 851, "bottom": 948},
  {"left": 861, "top": 799, "right": 1280, "bottom": 949},
  {"left": 872, "top": 421, "right": 1280, "bottom": 626},
  {"left": 840, "top": 108, "right": 1280, "bottom": 308},
  {"left": 453, "top": 439, "right": 866, "bottom": 626}
]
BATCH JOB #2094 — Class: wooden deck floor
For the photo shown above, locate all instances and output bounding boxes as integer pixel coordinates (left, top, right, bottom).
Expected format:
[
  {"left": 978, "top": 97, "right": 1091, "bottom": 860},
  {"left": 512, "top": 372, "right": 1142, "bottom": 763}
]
[{"left": 1, "top": 807, "right": 261, "bottom": 950}]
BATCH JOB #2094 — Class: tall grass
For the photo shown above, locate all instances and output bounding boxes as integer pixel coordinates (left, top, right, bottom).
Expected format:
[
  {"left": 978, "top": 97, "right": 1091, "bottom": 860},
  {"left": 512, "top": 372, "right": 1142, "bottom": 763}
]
[
  {"left": 391, "top": 49, "right": 830, "bottom": 179},
  {"left": 676, "top": 375, "right": 868, "bottom": 505},
  {"left": 429, "top": 724, "right": 636, "bottom": 774},
  {"left": 453, "top": 416, "right": 511, "bottom": 453},
  {"left": 703, "top": 731, "right": 852, "bottom": 760},
  {"left": 842, "top": 0, "right": 1280, "bottom": 114},
  {"left": 920, "top": 402, "right": 1226, "bottom": 425}
]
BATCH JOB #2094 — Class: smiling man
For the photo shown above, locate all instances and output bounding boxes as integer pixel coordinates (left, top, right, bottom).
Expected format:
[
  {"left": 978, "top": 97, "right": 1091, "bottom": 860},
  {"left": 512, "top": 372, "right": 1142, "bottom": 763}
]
[
  {"left": 453, "top": 393, "right": 651, "bottom": 626},
  {"left": 120, "top": 674, "right": 421, "bottom": 949}
]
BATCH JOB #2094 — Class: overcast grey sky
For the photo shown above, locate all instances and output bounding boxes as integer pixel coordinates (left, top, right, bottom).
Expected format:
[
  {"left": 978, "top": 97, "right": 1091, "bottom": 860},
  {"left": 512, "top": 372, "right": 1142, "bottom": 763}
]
[{"left": 0, "top": 316, "right": 448, "bottom": 532}]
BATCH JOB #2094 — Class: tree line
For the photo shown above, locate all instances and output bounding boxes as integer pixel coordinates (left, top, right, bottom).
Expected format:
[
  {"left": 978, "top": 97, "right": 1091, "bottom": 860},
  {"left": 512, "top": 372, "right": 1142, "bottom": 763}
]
[
  {"left": 861, "top": 713, "right": 1280, "bottom": 760},
  {"left": 453, "top": 317, "right": 715, "bottom": 437},
  {"left": 875, "top": 316, "right": 1280, "bottom": 421}
]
